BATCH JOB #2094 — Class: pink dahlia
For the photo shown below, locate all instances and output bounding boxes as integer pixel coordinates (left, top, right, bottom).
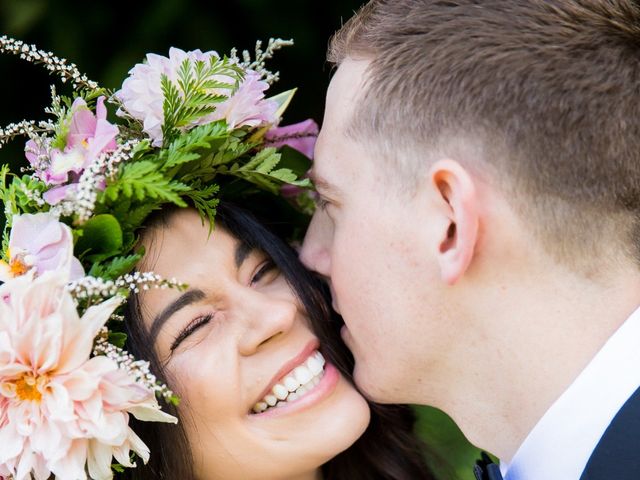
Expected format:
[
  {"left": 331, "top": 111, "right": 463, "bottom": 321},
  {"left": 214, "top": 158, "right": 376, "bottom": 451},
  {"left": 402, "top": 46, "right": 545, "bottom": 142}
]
[
  {"left": 115, "top": 47, "right": 277, "bottom": 146},
  {"left": 0, "top": 272, "right": 176, "bottom": 480}
]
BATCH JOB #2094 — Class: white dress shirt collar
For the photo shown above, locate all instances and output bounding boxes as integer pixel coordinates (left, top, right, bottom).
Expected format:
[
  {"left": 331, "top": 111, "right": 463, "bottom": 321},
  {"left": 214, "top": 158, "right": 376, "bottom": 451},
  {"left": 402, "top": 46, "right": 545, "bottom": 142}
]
[{"left": 500, "top": 305, "right": 640, "bottom": 480}]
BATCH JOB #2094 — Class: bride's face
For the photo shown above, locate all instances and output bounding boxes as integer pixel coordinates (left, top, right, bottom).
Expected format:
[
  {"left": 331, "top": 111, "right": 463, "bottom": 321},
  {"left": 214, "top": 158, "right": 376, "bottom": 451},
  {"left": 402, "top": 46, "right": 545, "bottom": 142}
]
[{"left": 138, "top": 209, "right": 370, "bottom": 480}]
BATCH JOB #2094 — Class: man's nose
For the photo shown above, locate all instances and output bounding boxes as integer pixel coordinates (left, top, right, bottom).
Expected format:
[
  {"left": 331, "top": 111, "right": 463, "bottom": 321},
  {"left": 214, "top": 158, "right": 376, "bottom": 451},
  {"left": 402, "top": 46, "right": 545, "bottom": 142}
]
[{"left": 299, "top": 212, "right": 332, "bottom": 277}]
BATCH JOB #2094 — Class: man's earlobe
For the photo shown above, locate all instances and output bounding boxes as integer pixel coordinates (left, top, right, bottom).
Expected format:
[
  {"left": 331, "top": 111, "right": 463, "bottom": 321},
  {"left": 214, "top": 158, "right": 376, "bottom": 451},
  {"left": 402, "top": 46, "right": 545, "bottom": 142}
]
[{"left": 429, "top": 159, "right": 479, "bottom": 285}]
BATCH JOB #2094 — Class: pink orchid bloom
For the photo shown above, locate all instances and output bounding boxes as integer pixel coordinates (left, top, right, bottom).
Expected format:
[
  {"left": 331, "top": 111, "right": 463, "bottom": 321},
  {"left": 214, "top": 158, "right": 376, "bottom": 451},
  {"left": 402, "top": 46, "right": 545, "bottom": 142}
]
[
  {"left": 25, "top": 96, "right": 119, "bottom": 205},
  {"left": 264, "top": 119, "right": 319, "bottom": 159},
  {"left": 41, "top": 183, "right": 78, "bottom": 206},
  {"left": 0, "top": 213, "right": 84, "bottom": 282},
  {"left": 44, "top": 96, "right": 118, "bottom": 185},
  {"left": 0, "top": 272, "right": 176, "bottom": 480}
]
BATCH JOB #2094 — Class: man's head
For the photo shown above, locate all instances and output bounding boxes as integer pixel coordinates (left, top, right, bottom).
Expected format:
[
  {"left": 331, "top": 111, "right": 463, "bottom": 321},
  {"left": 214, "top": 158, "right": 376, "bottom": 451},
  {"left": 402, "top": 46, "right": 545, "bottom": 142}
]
[{"left": 300, "top": 0, "right": 640, "bottom": 404}]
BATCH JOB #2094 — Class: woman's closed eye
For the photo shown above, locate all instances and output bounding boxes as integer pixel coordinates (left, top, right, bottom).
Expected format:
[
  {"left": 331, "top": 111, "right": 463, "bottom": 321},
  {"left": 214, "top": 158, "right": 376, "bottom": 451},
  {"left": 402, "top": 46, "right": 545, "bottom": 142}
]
[
  {"left": 251, "top": 259, "right": 277, "bottom": 285},
  {"left": 170, "top": 313, "right": 213, "bottom": 352},
  {"left": 169, "top": 259, "right": 278, "bottom": 353}
]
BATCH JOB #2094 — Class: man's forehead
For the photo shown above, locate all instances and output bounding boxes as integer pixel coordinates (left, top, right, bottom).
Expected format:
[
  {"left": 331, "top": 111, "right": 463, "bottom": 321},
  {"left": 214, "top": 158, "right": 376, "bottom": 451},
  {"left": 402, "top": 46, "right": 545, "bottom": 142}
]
[{"left": 325, "top": 58, "right": 370, "bottom": 120}]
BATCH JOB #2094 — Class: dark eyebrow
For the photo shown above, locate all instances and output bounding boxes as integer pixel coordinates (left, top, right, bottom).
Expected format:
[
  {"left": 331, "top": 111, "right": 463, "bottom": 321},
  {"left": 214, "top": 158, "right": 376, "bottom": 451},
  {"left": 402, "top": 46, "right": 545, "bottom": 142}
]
[
  {"left": 149, "top": 289, "right": 206, "bottom": 343},
  {"left": 235, "top": 242, "right": 252, "bottom": 269}
]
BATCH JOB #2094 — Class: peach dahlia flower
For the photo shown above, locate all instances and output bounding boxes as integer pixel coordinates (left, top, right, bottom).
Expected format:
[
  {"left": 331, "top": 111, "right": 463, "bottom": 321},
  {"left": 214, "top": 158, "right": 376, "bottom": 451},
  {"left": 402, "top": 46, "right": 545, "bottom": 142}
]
[{"left": 0, "top": 272, "right": 176, "bottom": 480}]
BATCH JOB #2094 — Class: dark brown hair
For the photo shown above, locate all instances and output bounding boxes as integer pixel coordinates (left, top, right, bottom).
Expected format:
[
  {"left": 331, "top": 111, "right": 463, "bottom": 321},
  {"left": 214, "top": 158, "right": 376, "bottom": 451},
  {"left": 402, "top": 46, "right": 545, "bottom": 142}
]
[
  {"left": 329, "top": 0, "right": 640, "bottom": 264},
  {"left": 123, "top": 203, "right": 440, "bottom": 479}
]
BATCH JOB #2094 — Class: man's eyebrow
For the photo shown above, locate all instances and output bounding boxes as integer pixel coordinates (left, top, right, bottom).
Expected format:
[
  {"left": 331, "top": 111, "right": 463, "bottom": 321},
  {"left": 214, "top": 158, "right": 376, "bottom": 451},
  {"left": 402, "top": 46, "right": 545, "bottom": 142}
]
[
  {"left": 308, "top": 169, "right": 339, "bottom": 195},
  {"left": 149, "top": 289, "right": 206, "bottom": 343}
]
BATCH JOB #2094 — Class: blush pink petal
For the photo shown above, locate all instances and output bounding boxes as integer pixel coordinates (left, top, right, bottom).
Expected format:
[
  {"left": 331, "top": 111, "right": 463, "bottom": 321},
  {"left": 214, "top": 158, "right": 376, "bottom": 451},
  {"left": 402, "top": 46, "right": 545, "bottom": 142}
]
[
  {"left": 67, "top": 107, "right": 97, "bottom": 149},
  {"left": 0, "top": 272, "right": 176, "bottom": 479},
  {"left": 8, "top": 213, "right": 84, "bottom": 280},
  {"left": 43, "top": 183, "right": 76, "bottom": 205},
  {"left": 11, "top": 213, "right": 63, "bottom": 252},
  {"left": 24, "top": 139, "right": 48, "bottom": 169},
  {"left": 207, "top": 72, "right": 277, "bottom": 129}
]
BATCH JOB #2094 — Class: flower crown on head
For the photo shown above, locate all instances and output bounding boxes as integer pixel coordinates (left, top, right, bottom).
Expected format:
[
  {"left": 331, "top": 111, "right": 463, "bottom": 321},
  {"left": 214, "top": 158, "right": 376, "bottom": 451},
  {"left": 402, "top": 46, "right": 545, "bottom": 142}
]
[{"left": 0, "top": 35, "right": 317, "bottom": 480}]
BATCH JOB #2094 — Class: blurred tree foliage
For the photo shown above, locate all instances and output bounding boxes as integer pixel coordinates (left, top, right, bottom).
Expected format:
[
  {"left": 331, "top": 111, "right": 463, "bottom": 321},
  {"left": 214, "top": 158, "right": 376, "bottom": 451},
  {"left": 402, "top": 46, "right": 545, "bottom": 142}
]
[{"left": 0, "top": 0, "right": 480, "bottom": 478}]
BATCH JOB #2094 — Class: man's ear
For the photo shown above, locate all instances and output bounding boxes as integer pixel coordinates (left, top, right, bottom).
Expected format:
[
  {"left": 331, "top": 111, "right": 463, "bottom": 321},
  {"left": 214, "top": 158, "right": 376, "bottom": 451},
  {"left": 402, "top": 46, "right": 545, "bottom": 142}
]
[{"left": 428, "top": 159, "right": 479, "bottom": 285}]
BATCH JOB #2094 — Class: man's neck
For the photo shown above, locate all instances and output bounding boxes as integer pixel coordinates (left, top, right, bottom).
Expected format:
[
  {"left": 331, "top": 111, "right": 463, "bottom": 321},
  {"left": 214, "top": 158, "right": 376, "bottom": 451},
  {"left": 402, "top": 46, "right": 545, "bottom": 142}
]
[{"left": 430, "top": 268, "right": 640, "bottom": 462}]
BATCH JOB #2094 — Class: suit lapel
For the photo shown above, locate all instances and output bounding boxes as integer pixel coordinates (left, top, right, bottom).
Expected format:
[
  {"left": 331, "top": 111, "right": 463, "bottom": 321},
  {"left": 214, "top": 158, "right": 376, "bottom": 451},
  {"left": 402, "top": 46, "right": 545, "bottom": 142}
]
[{"left": 580, "top": 385, "right": 640, "bottom": 480}]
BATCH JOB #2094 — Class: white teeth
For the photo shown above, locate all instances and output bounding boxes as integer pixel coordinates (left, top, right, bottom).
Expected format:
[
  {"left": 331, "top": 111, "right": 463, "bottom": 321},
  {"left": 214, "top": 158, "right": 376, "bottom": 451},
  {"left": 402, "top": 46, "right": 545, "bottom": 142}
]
[
  {"left": 307, "top": 356, "right": 323, "bottom": 376},
  {"left": 293, "top": 365, "right": 313, "bottom": 385},
  {"left": 272, "top": 384, "right": 288, "bottom": 400},
  {"left": 284, "top": 375, "right": 299, "bottom": 392},
  {"left": 252, "top": 349, "right": 327, "bottom": 414},
  {"left": 252, "top": 401, "right": 268, "bottom": 413}
]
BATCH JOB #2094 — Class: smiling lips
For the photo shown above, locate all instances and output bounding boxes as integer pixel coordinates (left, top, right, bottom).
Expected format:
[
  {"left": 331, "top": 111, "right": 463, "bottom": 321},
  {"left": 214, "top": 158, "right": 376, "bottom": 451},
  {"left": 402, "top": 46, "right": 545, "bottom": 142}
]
[{"left": 252, "top": 351, "right": 326, "bottom": 414}]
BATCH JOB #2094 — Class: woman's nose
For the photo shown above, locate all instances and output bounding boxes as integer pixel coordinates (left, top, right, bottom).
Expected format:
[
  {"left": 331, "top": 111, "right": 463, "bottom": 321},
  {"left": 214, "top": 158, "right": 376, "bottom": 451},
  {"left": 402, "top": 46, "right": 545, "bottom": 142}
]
[{"left": 237, "top": 291, "right": 298, "bottom": 356}]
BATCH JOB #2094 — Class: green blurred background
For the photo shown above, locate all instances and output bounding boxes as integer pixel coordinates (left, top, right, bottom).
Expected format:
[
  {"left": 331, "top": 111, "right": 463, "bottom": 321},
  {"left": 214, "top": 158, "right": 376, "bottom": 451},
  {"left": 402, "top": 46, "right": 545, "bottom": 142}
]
[{"left": 0, "top": 0, "right": 480, "bottom": 478}]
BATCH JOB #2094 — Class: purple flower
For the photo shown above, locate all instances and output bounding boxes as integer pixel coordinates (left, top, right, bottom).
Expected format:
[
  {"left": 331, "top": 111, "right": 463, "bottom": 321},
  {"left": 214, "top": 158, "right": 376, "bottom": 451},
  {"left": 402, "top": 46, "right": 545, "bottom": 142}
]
[
  {"left": 265, "top": 119, "right": 319, "bottom": 159},
  {"left": 0, "top": 212, "right": 84, "bottom": 282}
]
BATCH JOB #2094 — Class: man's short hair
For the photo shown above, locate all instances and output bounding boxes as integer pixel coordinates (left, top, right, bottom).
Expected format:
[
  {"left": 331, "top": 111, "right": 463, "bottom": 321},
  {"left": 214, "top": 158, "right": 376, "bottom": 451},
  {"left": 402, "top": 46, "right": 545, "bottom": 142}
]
[{"left": 329, "top": 0, "right": 640, "bottom": 266}]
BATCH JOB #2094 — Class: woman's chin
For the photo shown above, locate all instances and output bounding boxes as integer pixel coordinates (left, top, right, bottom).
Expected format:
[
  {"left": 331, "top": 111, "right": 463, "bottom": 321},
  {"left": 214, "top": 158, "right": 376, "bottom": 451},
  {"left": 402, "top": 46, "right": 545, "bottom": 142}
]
[{"left": 246, "top": 367, "right": 371, "bottom": 465}]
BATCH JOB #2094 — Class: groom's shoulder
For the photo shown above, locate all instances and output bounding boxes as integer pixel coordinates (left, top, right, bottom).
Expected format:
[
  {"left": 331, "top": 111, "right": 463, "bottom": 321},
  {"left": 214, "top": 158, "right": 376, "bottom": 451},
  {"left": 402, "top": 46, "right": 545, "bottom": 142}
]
[{"left": 580, "top": 386, "right": 640, "bottom": 480}]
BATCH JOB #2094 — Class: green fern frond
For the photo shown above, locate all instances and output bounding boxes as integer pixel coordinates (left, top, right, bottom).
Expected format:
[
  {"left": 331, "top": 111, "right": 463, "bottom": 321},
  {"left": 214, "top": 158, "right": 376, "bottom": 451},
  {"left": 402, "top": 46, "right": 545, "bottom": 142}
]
[
  {"left": 160, "top": 56, "right": 246, "bottom": 144},
  {"left": 104, "top": 161, "right": 189, "bottom": 206}
]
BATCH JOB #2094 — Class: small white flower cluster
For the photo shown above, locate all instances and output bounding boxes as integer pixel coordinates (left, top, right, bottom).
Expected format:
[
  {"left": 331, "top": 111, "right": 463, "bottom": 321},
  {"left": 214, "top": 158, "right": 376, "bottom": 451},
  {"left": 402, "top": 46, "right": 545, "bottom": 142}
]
[
  {"left": 93, "top": 332, "right": 176, "bottom": 402},
  {"left": 105, "top": 139, "right": 140, "bottom": 180},
  {"left": 21, "top": 184, "right": 46, "bottom": 207},
  {"left": 67, "top": 272, "right": 186, "bottom": 302},
  {"left": 0, "top": 120, "right": 54, "bottom": 148},
  {"left": 67, "top": 163, "right": 104, "bottom": 224},
  {"left": 0, "top": 35, "right": 99, "bottom": 91},
  {"left": 70, "top": 139, "right": 140, "bottom": 223},
  {"left": 234, "top": 38, "right": 293, "bottom": 85}
]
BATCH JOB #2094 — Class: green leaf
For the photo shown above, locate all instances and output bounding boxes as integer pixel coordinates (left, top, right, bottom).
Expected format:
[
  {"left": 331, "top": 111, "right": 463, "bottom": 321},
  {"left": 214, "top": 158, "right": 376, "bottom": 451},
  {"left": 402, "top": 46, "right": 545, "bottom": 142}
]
[
  {"left": 268, "top": 88, "right": 297, "bottom": 119},
  {"left": 277, "top": 145, "right": 312, "bottom": 178},
  {"left": 240, "top": 147, "right": 280, "bottom": 174},
  {"left": 163, "top": 121, "right": 230, "bottom": 169},
  {"left": 88, "top": 253, "right": 142, "bottom": 279},
  {"left": 75, "top": 214, "right": 123, "bottom": 260},
  {"left": 184, "top": 183, "right": 220, "bottom": 234},
  {"left": 104, "top": 161, "right": 189, "bottom": 207},
  {"left": 160, "top": 55, "right": 245, "bottom": 143},
  {"left": 108, "top": 332, "right": 127, "bottom": 349}
]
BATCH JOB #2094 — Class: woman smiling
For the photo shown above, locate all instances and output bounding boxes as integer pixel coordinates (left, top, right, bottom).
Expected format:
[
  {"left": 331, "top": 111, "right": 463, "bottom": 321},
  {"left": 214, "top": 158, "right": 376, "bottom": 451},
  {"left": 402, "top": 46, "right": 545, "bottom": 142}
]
[{"left": 123, "top": 204, "right": 435, "bottom": 479}]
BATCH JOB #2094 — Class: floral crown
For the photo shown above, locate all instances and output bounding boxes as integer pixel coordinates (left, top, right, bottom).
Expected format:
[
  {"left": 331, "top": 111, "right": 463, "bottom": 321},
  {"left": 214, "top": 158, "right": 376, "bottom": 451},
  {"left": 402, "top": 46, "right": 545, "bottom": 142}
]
[{"left": 0, "top": 36, "right": 317, "bottom": 479}]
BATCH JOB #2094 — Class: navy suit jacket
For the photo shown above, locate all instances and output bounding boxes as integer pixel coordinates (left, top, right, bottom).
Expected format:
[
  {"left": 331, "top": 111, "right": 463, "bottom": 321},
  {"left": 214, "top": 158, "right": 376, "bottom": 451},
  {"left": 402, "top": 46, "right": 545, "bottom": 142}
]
[{"left": 580, "top": 386, "right": 640, "bottom": 479}]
